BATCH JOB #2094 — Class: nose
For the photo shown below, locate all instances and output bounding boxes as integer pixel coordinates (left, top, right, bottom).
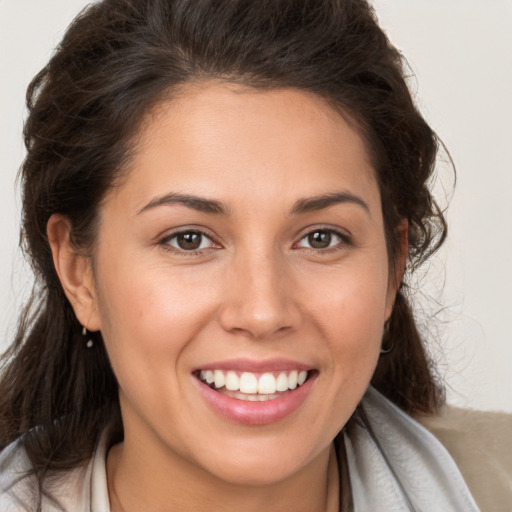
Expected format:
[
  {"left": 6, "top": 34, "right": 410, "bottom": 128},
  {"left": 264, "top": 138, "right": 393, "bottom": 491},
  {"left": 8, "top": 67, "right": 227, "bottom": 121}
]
[{"left": 218, "top": 248, "right": 299, "bottom": 339}]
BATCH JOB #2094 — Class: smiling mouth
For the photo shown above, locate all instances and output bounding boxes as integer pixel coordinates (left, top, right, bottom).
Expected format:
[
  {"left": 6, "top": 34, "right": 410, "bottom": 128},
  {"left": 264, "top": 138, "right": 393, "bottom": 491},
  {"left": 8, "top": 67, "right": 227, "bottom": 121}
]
[{"left": 195, "top": 369, "right": 314, "bottom": 402}]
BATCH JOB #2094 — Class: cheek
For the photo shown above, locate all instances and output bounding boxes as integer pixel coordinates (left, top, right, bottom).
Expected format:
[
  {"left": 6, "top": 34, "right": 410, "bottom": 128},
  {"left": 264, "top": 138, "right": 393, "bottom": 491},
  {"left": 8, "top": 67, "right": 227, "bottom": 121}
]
[
  {"left": 92, "top": 269, "right": 210, "bottom": 423},
  {"left": 93, "top": 259, "right": 221, "bottom": 376},
  {"left": 303, "top": 260, "right": 389, "bottom": 343},
  {"left": 314, "top": 296, "right": 383, "bottom": 442},
  {"left": 300, "top": 260, "right": 387, "bottom": 405}
]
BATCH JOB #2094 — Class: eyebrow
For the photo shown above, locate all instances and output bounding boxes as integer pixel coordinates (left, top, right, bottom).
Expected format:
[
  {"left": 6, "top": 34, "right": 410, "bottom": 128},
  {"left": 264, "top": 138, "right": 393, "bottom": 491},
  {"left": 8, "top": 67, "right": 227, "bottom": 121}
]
[
  {"left": 137, "top": 193, "right": 229, "bottom": 215},
  {"left": 291, "top": 192, "right": 370, "bottom": 216},
  {"left": 137, "top": 190, "right": 369, "bottom": 217}
]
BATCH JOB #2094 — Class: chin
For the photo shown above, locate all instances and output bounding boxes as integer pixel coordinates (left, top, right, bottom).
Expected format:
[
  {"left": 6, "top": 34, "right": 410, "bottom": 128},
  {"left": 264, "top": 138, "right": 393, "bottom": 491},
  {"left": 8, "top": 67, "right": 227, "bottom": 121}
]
[
  {"left": 206, "top": 457, "right": 304, "bottom": 487},
  {"left": 191, "top": 435, "right": 325, "bottom": 487}
]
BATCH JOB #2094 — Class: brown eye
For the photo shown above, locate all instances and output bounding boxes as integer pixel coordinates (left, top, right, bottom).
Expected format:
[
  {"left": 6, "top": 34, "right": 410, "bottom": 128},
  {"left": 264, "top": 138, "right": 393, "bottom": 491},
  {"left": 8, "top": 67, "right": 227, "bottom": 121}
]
[
  {"left": 307, "top": 231, "right": 332, "bottom": 249},
  {"left": 296, "top": 229, "right": 345, "bottom": 250},
  {"left": 176, "top": 232, "right": 202, "bottom": 250},
  {"left": 166, "top": 231, "right": 214, "bottom": 251}
]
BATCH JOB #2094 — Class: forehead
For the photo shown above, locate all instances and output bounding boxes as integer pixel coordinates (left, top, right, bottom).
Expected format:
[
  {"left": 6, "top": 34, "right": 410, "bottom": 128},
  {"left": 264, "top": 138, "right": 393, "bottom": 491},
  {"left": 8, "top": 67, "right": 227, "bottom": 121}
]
[{"left": 109, "top": 83, "right": 379, "bottom": 213}]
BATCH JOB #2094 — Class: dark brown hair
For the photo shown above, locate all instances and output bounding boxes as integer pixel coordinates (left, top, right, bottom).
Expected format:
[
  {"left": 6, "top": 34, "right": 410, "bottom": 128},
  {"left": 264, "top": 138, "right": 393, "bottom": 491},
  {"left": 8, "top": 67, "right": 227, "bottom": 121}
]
[{"left": 0, "top": 0, "right": 446, "bottom": 504}]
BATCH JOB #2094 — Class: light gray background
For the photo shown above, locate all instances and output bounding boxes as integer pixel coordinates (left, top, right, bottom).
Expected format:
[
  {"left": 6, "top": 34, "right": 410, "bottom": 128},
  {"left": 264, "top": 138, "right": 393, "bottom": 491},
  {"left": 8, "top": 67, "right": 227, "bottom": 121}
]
[{"left": 1, "top": 0, "right": 511, "bottom": 412}]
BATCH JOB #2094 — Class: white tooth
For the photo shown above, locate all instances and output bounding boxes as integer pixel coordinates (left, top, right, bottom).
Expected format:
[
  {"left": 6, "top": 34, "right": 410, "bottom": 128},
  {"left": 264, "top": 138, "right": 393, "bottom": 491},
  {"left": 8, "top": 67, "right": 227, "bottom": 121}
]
[
  {"left": 288, "top": 370, "right": 298, "bottom": 390},
  {"left": 246, "top": 394, "right": 259, "bottom": 401},
  {"left": 225, "top": 371, "right": 240, "bottom": 391},
  {"left": 298, "top": 370, "right": 308, "bottom": 386},
  {"left": 239, "top": 372, "right": 258, "bottom": 394},
  {"left": 200, "top": 370, "right": 207, "bottom": 381},
  {"left": 205, "top": 370, "right": 214, "bottom": 384},
  {"left": 258, "top": 373, "right": 277, "bottom": 394},
  {"left": 258, "top": 394, "right": 271, "bottom": 401},
  {"left": 213, "top": 370, "right": 225, "bottom": 389},
  {"left": 276, "top": 372, "right": 289, "bottom": 392}
]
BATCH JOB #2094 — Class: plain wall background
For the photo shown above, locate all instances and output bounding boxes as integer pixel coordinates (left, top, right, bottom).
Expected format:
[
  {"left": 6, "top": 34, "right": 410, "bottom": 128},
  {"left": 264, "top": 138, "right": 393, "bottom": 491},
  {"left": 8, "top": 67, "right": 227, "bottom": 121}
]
[{"left": 1, "top": 0, "right": 511, "bottom": 412}]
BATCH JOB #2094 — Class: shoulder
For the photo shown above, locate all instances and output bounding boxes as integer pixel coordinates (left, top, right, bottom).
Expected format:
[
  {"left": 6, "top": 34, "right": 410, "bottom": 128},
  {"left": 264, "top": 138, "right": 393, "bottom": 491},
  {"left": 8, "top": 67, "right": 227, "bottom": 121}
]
[
  {"left": 417, "top": 406, "right": 512, "bottom": 512},
  {"left": 0, "top": 437, "right": 97, "bottom": 512}
]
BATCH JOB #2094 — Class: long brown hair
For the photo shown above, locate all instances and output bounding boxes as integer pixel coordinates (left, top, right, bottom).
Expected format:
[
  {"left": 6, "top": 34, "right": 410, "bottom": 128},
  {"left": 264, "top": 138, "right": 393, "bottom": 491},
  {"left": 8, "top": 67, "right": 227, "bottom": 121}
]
[{"left": 0, "top": 0, "right": 446, "bottom": 504}]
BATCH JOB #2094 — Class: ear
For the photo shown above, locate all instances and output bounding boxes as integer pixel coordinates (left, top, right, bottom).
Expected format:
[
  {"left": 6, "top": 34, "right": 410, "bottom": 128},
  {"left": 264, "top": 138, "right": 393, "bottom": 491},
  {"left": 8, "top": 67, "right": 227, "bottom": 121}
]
[
  {"left": 47, "top": 214, "right": 101, "bottom": 332},
  {"left": 385, "top": 218, "right": 409, "bottom": 318}
]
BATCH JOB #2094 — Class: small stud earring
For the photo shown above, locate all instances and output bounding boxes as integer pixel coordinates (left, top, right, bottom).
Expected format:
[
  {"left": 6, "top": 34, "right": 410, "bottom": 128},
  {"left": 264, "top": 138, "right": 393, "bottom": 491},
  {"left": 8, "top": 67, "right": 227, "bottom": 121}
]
[{"left": 82, "top": 326, "right": 94, "bottom": 348}]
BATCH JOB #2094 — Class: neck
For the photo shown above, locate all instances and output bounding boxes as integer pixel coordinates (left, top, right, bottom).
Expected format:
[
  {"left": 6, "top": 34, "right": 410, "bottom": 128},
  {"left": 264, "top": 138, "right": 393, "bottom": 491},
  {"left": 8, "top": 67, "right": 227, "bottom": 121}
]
[{"left": 107, "top": 435, "right": 339, "bottom": 512}]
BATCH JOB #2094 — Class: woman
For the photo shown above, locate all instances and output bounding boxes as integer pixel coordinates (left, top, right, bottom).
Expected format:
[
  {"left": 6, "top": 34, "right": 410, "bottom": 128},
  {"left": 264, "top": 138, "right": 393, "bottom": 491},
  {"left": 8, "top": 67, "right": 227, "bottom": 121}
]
[{"left": 0, "top": 0, "right": 484, "bottom": 510}]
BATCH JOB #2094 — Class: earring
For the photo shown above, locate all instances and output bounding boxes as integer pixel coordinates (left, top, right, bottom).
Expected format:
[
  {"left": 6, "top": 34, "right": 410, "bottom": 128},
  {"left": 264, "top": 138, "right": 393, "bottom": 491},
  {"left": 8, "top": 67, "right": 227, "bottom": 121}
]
[
  {"left": 380, "top": 320, "right": 393, "bottom": 354},
  {"left": 82, "top": 326, "right": 94, "bottom": 348},
  {"left": 380, "top": 343, "right": 393, "bottom": 355}
]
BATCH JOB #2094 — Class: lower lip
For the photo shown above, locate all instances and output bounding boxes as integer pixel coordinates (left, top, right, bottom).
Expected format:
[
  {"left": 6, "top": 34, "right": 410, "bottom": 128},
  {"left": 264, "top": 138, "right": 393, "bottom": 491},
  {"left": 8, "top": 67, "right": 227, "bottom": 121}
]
[{"left": 194, "top": 374, "right": 316, "bottom": 425}]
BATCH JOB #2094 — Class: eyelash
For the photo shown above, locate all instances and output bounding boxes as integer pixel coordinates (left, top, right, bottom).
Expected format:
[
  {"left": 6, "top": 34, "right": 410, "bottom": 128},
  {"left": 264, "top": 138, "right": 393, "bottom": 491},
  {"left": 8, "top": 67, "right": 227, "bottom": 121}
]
[
  {"left": 159, "top": 229, "right": 219, "bottom": 255},
  {"left": 294, "top": 228, "right": 351, "bottom": 252},
  {"left": 158, "top": 227, "right": 351, "bottom": 255}
]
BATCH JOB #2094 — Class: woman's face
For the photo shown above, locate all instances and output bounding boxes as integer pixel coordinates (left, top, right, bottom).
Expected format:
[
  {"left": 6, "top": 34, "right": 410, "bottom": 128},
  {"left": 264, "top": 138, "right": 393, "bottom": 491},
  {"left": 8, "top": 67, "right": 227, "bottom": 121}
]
[{"left": 86, "top": 84, "right": 397, "bottom": 485}]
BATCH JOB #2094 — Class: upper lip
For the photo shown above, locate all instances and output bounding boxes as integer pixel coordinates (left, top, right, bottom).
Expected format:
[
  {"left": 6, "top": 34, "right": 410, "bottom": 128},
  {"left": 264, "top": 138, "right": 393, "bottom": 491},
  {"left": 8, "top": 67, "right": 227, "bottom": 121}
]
[{"left": 193, "top": 358, "right": 314, "bottom": 373}]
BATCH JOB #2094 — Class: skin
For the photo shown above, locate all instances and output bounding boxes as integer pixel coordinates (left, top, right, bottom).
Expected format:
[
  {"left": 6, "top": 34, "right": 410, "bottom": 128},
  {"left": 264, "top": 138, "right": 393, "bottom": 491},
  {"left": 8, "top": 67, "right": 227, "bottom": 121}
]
[{"left": 48, "top": 83, "right": 404, "bottom": 511}]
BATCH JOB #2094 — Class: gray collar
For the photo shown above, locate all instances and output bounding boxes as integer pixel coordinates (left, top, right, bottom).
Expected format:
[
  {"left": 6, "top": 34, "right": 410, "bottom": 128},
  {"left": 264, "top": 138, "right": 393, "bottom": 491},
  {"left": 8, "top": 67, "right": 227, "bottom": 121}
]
[{"left": 345, "top": 386, "right": 480, "bottom": 511}]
